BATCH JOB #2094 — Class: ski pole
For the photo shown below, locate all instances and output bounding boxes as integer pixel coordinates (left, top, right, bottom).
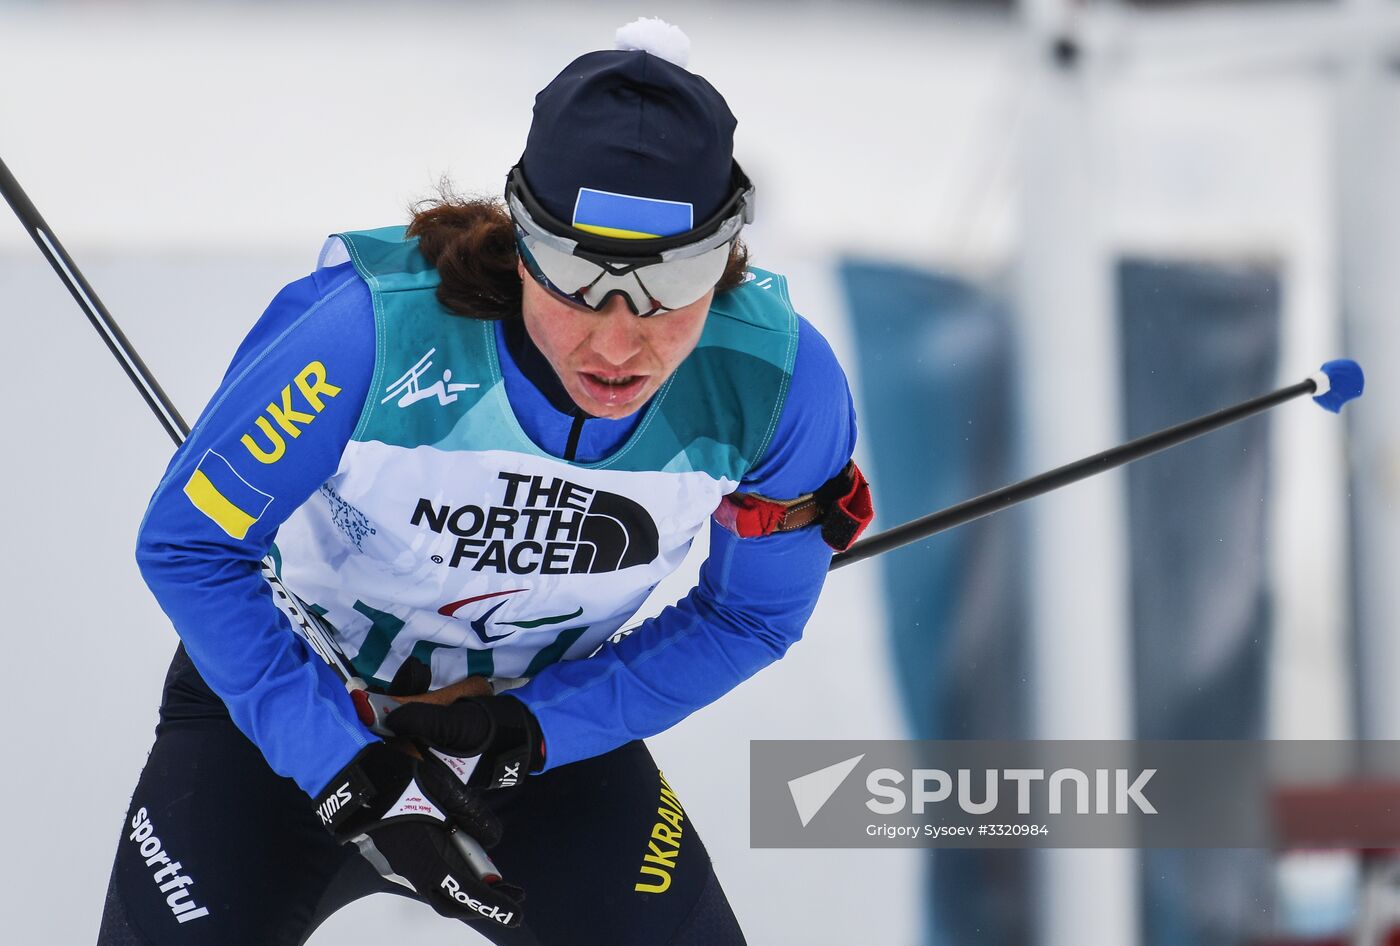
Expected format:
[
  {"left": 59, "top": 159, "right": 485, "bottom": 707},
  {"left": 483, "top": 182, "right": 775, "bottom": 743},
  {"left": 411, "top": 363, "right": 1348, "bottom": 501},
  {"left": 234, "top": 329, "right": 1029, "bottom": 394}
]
[
  {"left": 0, "top": 154, "right": 502, "bottom": 883},
  {"left": 0, "top": 153, "right": 364, "bottom": 675},
  {"left": 0, "top": 156, "right": 189, "bottom": 446},
  {"left": 829, "top": 360, "right": 1364, "bottom": 570}
]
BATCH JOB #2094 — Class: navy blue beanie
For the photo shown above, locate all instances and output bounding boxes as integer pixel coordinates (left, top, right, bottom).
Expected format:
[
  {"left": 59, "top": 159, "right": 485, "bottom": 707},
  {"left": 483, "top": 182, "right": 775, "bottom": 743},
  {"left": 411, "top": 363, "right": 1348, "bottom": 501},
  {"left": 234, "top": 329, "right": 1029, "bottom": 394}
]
[{"left": 519, "top": 48, "right": 738, "bottom": 238}]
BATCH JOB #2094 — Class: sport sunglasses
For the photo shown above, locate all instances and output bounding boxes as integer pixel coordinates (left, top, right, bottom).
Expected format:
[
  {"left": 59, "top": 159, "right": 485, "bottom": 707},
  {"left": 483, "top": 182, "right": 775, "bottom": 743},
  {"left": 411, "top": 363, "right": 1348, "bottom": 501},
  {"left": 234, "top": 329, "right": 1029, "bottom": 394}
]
[{"left": 505, "top": 165, "right": 755, "bottom": 318}]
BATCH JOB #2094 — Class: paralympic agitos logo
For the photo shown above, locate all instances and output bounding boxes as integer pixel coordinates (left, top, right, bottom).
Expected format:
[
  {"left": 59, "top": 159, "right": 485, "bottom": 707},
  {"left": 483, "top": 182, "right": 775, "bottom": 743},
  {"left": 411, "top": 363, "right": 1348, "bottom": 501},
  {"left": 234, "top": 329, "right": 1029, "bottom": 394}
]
[{"left": 411, "top": 471, "right": 660, "bottom": 575}]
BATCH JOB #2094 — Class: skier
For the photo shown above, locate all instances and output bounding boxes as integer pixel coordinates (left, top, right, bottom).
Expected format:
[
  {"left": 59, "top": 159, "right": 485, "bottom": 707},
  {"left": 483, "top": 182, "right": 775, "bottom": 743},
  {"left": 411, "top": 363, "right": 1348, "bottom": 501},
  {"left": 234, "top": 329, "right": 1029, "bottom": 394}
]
[{"left": 98, "top": 20, "right": 869, "bottom": 946}]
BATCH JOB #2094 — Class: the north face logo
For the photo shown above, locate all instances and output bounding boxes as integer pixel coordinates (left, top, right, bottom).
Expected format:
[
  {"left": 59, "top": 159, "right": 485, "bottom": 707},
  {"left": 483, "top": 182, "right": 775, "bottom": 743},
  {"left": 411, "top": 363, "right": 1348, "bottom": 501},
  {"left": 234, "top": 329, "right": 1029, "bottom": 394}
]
[{"left": 411, "top": 472, "right": 660, "bottom": 575}]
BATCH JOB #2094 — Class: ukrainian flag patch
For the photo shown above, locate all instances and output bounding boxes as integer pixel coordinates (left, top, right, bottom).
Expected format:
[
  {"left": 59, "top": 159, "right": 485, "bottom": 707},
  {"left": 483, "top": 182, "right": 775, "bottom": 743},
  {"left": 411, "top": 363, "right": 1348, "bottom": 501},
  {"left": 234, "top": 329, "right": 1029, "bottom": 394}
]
[
  {"left": 182, "top": 449, "right": 274, "bottom": 540},
  {"left": 572, "top": 188, "right": 693, "bottom": 239}
]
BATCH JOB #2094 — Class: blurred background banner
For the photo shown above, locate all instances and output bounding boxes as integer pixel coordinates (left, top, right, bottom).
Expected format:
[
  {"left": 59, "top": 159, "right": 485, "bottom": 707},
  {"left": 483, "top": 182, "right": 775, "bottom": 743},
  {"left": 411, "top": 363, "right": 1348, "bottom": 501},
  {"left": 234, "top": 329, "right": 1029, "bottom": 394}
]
[
  {"left": 1121, "top": 257, "right": 1281, "bottom": 946},
  {"left": 2, "top": 1, "right": 1395, "bottom": 944},
  {"left": 841, "top": 259, "right": 1031, "bottom": 946}
]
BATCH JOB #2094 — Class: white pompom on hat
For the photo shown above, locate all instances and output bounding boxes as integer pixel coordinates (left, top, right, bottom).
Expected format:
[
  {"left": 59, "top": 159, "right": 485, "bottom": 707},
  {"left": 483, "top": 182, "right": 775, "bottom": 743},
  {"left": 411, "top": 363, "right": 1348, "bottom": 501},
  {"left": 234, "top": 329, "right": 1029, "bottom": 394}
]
[
  {"left": 614, "top": 17, "right": 691, "bottom": 69},
  {"left": 518, "top": 18, "right": 738, "bottom": 230}
]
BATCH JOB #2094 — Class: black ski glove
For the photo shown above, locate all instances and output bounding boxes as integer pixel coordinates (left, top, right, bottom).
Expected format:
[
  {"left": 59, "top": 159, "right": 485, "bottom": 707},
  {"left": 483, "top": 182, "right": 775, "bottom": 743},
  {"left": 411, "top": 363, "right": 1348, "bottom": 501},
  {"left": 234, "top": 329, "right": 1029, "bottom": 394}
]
[
  {"left": 312, "top": 742, "right": 524, "bottom": 928},
  {"left": 385, "top": 694, "right": 544, "bottom": 791}
]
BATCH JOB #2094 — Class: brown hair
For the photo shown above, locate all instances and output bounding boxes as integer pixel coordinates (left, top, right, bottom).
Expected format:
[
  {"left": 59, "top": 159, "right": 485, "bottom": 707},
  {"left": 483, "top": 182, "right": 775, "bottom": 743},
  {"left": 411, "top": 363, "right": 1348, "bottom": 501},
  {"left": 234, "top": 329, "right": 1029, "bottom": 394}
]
[{"left": 407, "top": 192, "right": 750, "bottom": 321}]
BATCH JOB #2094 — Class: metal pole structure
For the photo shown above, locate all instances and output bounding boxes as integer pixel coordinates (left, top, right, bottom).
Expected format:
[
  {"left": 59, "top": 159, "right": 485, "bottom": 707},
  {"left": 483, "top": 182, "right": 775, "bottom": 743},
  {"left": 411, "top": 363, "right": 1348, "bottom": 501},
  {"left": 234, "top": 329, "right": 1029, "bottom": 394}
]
[
  {"left": 1336, "top": 0, "right": 1400, "bottom": 745},
  {"left": 1014, "top": 0, "right": 1139, "bottom": 943}
]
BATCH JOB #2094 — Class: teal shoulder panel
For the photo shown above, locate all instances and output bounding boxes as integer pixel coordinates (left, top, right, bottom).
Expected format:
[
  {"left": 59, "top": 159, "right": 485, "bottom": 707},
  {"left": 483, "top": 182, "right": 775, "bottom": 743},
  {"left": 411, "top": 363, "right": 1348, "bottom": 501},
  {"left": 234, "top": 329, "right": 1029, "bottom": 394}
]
[
  {"left": 336, "top": 227, "right": 524, "bottom": 450},
  {"left": 704, "top": 268, "right": 801, "bottom": 364},
  {"left": 336, "top": 226, "right": 440, "bottom": 293}
]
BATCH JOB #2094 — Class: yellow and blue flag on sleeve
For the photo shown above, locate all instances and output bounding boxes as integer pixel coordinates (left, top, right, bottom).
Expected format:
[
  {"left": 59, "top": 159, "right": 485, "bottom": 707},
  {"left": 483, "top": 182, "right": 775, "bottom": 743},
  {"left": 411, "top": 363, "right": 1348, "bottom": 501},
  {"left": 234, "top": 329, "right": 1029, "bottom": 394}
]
[{"left": 182, "top": 449, "right": 274, "bottom": 540}]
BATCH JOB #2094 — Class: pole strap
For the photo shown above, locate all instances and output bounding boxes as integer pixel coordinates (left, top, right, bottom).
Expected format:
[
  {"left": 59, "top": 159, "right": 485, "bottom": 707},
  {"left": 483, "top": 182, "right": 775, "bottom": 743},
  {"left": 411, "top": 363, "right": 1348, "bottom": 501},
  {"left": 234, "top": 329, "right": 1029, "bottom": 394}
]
[{"left": 714, "top": 460, "right": 873, "bottom": 552}]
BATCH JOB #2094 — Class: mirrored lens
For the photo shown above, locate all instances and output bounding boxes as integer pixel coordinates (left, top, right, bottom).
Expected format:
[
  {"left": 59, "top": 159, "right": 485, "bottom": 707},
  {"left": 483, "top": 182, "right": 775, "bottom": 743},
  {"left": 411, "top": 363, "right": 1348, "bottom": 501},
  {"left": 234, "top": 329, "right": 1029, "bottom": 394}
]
[
  {"left": 519, "top": 238, "right": 608, "bottom": 301},
  {"left": 519, "top": 235, "right": 731, "bottom": 316},
  {"left": 636, "top": 243, "right": 731, "bottom": 310}
]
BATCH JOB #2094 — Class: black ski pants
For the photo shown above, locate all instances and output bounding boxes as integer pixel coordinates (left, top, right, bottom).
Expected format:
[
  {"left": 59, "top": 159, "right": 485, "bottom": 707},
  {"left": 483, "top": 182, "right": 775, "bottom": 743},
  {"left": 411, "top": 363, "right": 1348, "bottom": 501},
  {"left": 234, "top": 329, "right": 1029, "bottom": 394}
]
[{"left": 97, "top": 646, "right": 745, "bottom": 946}]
